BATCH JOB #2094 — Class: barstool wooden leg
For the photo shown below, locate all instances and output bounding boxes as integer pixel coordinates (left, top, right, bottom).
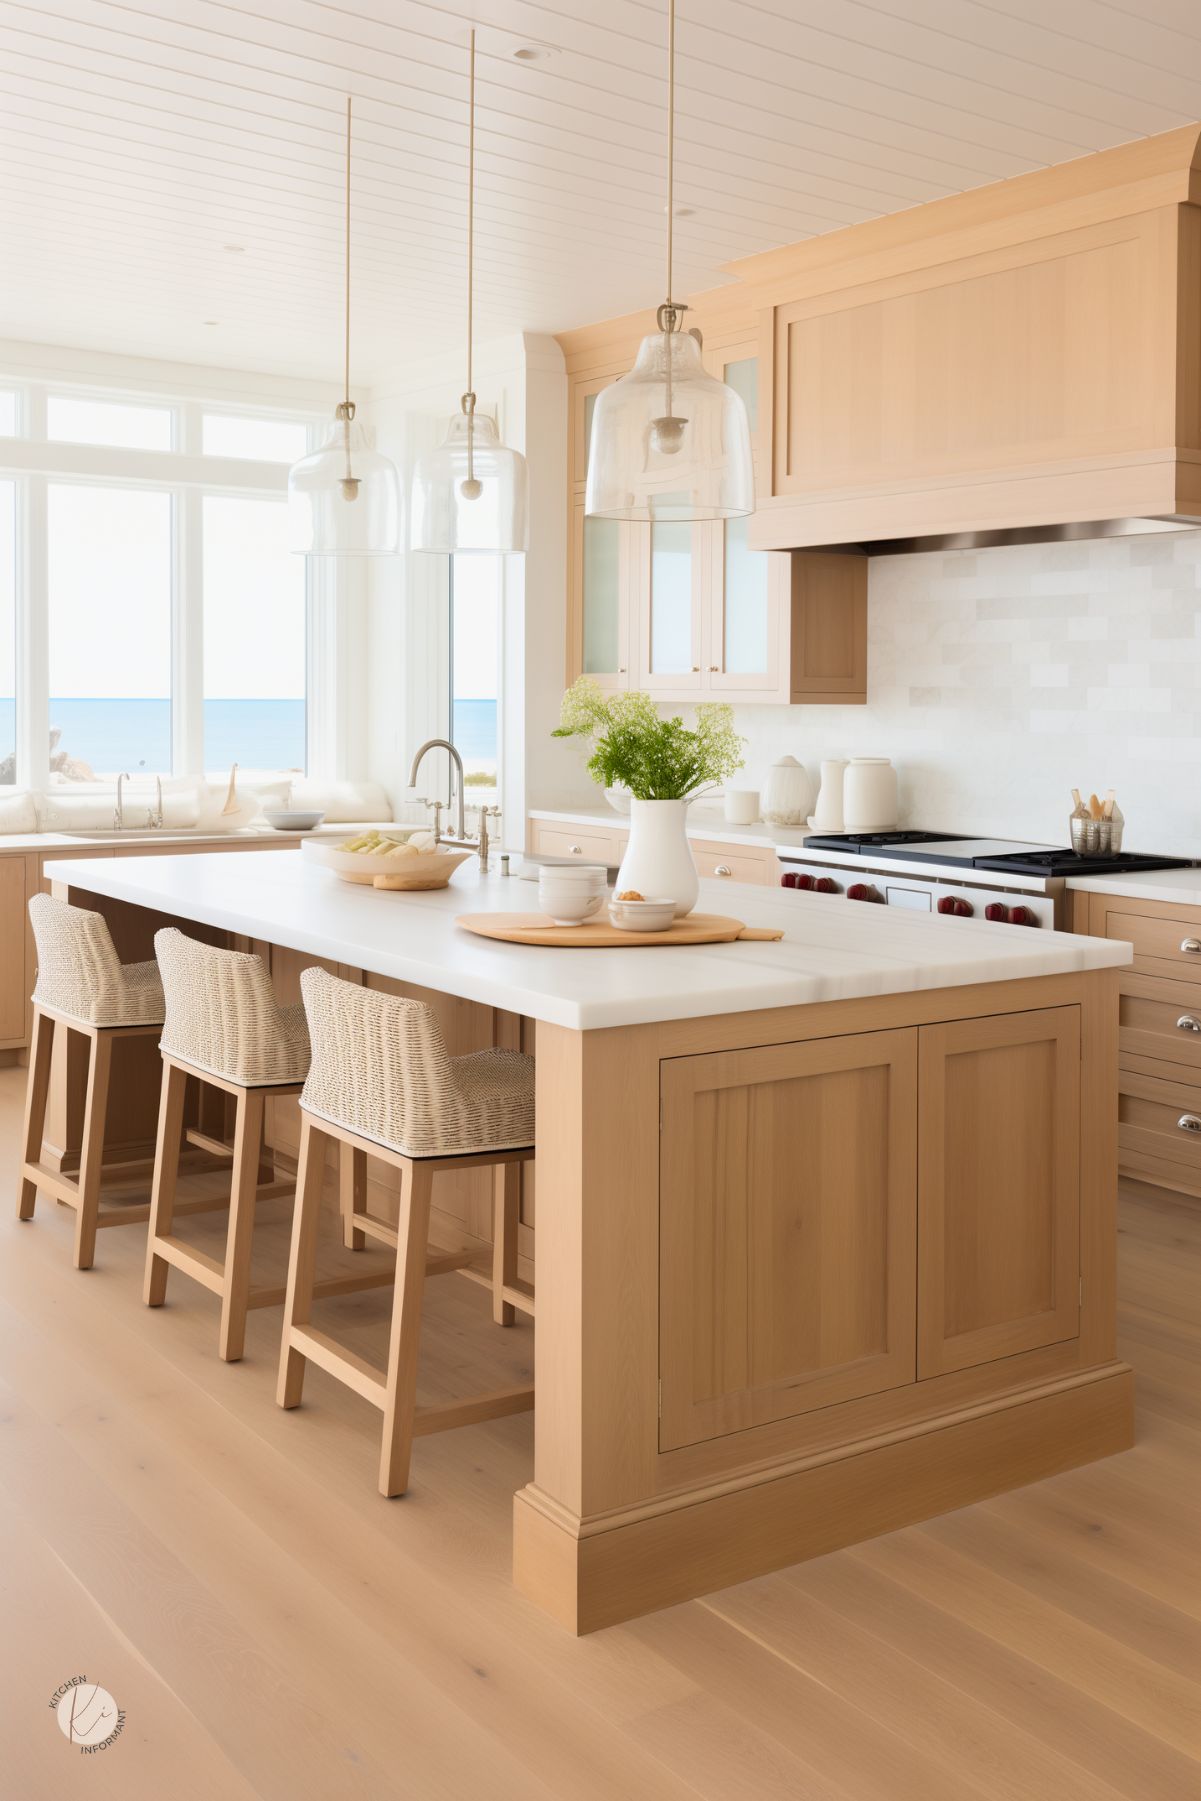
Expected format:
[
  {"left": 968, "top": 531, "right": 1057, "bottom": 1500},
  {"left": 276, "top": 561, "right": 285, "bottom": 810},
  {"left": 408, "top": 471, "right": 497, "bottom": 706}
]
[
  {"left": 278, "top": 1115, "right": 327, "bottom": 1408},
  {"left": 339, "top": 1141, "right": 367, "bottom": 1251},
  {"left": 379, "top": 1161, "right": 434, "bottom": 1498},
  {"left": 144, "top": 1060, "right": 189, "bottom": 1306},
  {"left": 17, "top": 1009, "right": 55, "bottom": 1221},
  {"left": 492, "top": 1162, "right": 521, "bottom": 1327},
  {"left": 218, "top": 1088, "right": 265, "bottom": 1363},
  {"left": 73, "top": 1029, "right": 112, "bottom": 1271}
]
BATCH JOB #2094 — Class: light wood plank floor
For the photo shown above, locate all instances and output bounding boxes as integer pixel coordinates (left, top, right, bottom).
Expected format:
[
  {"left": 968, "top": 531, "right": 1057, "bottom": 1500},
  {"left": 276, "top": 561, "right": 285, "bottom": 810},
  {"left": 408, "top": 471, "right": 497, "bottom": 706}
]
[{"left": 0, "top": 1065, "right": 1197, "bottom": 1801}]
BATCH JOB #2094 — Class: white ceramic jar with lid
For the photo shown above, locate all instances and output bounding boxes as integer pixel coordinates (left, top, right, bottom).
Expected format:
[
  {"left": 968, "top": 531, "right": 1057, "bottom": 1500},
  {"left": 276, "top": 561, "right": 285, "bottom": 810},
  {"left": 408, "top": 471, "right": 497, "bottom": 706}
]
[
  {"left": 760, "top": 756, "right": 810, "bottom": 827},
  {"left": 842, "top": 758, "right": 898, "bottom": 832}
]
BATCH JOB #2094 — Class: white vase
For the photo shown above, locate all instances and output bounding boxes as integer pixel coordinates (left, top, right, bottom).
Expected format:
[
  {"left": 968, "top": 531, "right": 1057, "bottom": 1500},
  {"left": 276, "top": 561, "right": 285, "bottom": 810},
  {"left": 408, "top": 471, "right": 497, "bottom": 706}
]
[
  {"left": 615, "top": 798, "right": 699, "bottom": 918},
  {"left": 812, "top": 759, "right": 847, "bottom": 831},
  {"left": 761, "top": 755, "right": 810, "bottom": 827},
  {"left": 842, "top": 758, "right": 898, "bottom": 831}
]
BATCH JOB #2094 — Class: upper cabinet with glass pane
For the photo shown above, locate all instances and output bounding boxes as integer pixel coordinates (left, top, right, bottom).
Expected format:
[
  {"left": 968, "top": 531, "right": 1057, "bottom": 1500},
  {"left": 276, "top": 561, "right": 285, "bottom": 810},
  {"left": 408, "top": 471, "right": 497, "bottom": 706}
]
[{"left": 564, "top": 322, "right": 867, "bottom": 706}]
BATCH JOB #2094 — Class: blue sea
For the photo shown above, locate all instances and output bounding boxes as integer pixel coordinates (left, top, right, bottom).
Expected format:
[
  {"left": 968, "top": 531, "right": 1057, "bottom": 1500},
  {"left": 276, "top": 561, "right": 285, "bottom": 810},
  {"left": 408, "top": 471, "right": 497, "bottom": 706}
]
[{"left": 1, "top": 696, "right": 499, "bottom": 776}]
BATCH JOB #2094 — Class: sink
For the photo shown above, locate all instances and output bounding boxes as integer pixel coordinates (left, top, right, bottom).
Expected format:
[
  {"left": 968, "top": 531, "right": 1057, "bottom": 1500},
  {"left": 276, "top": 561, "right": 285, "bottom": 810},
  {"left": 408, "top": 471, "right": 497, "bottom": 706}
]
[{"left": 58, "top": 828, "right": 216, "bottom": 841}]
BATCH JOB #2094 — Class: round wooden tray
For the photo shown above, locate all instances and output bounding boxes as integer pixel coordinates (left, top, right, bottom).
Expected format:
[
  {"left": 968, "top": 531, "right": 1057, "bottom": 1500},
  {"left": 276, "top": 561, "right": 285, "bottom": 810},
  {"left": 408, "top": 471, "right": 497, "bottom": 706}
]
[{"left": 455, "top": 911, "right": 783, "bottom": 948}]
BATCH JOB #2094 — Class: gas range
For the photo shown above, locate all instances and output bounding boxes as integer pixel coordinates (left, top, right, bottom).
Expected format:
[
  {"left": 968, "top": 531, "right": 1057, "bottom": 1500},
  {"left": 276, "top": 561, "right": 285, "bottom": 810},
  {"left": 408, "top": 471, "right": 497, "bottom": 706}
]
[{"left": 778, "top": 831, "right": 1191, "bottom": 931}]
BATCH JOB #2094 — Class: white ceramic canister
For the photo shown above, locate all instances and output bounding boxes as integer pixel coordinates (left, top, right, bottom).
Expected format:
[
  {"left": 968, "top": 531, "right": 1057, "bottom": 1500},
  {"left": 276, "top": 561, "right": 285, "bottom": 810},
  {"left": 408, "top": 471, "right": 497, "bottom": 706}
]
[
  {"left": 842, "top": 758, "right": 898, "bottom": 832},
  {"left": 812, "top": 759, "right": 847, "bottom": 831},
  {"left": 723, "top": 788, "right": 760, "bottom": 826},
  {"left": 760, "top": 756, "right": 810, "bottom": 827}
]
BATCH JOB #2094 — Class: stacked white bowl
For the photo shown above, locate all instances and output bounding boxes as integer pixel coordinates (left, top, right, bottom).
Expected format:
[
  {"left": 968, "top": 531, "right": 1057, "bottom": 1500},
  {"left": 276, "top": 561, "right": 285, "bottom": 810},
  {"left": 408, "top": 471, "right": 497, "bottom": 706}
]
[{"left": 538, "top": 862, "right": 608, "bottom": 925}]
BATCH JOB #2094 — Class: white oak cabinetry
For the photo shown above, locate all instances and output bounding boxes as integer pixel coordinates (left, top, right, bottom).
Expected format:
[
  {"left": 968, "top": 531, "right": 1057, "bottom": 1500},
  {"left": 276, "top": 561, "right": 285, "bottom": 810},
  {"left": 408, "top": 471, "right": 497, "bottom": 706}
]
[{"left": 1080, "top": 889, "right": 1201, "bottom": 1200}]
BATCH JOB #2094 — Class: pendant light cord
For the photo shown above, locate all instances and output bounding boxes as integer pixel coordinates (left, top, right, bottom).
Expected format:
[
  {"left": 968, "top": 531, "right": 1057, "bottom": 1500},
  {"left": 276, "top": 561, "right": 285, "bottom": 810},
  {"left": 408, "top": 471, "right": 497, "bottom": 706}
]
[
  {"left": 344, "top": 95, "right": 352, "bottom": 413},
  {"left": 663, "top": 0, "right": 677, "bottom": 423},
  {"left": 463, "top": 28, "right": 478, "bottom": 484}
]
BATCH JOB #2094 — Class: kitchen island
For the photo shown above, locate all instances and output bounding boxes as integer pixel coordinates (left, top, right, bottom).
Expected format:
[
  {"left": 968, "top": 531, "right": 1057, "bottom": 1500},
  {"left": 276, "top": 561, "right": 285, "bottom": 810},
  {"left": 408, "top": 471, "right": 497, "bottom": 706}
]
[{"left": 43, "top": 850, "right": 1135, "bottom": 1631}]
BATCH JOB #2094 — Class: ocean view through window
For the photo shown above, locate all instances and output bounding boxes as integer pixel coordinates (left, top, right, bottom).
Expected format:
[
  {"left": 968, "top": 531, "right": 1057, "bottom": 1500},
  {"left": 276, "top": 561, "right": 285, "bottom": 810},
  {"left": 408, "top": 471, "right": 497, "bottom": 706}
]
[
  {"left": 203, "top": 495, "right": 306, "bottom": 773},
  {"left": 0, "top": 479, "right": 14, "bottom": 782},
  {"left": 48, "top": 484, "right": 172, "bottom": 777},
  {"left": 450, "top": 555, "right": 499, "bottom": 797}
]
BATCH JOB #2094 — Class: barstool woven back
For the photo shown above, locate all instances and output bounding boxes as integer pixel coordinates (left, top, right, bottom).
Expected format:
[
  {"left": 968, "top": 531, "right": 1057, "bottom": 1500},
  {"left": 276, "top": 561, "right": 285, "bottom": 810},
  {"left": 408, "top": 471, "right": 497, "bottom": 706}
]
[
  {"left": 299, "top": 965, "right": 534, "bottom": 1158},
  {"left": 154, "top": 928, "right": 310, "bottom": 1087},
  {"left": 29, "top": 891, "right": 164, "bottom": 1026}
]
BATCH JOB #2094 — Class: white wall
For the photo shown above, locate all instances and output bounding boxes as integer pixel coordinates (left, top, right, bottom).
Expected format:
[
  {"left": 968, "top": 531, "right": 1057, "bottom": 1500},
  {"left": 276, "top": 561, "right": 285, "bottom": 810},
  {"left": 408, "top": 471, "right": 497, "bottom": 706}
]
[
  {"left": 726, "top": 533, "right": 1201, "bottom": 856},
  {"left": 362, "top": 333, "right": 573, "bottom": 835}
]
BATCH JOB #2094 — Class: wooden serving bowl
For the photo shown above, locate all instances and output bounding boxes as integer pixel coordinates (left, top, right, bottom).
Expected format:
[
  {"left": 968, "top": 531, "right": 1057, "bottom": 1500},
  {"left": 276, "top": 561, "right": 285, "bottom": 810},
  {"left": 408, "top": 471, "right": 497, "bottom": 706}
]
[{"left": 305, "top": 839, "right": 472, "bottom": 890}]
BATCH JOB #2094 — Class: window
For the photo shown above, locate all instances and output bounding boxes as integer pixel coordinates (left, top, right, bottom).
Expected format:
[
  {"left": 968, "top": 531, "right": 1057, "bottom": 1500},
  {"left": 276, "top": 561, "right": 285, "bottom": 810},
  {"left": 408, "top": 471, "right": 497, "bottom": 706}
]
[
  {"left": 203, "top": 496, "right": 306, "bottom": 773},
  {"left": 450, "top": 556, "right": 500, "bottom": 797},
  {"left": 0, "top": 481, "right": 14, "bottom": 783},
  {"left": 47, "top": 485, "right": 172, "bottom": 777},
  {"left": 203, "top": 413, "right": 310, "bottom": 463},
  {"left": 47, "top": 395, "right": 174, "bottom": 452},
  {"left": 0, "top": 391, "right": 16, "bottom": 436}
]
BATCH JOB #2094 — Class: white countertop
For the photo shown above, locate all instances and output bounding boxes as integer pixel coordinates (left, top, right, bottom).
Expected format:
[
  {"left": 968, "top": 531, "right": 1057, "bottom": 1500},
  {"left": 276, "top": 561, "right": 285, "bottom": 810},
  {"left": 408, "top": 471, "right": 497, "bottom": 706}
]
[
  {"left": 0, "top": 826, "right": 305, "bottom": 853},
  {"left": 529, "top": 805, "right": 812, "bottom": 854},
  {"left": 1063, "top": 867, "right": 1201, "bottom": 909},
  {"left": 44, "top": 850, "right": 1131, "bottom": 1032}
]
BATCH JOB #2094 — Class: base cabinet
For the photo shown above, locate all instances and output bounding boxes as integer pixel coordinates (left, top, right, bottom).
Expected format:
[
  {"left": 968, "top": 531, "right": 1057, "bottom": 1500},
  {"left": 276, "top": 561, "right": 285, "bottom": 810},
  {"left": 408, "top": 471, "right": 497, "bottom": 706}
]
[
  {"left": 659, "top": 1029, "right": 917, "bottom": 1450},
  {"left": 659, "top": 1005, "right": 1085, "bottom": 1453},
  {"left": 917, "top": 1006, "right": 1081, "bottom": 1377}
]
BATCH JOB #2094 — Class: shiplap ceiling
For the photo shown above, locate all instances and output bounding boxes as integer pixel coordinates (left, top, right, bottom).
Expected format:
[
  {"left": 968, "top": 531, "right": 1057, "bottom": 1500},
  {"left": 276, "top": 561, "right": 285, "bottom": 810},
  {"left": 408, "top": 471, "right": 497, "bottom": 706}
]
[{"left": 2, "top": 0, "right": 1201, "bottom": 381}]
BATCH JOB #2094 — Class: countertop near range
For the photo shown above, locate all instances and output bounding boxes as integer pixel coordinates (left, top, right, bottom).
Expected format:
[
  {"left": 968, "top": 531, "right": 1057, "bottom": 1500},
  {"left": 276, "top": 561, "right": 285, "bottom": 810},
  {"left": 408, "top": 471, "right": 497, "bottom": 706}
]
[
  {"left": 45, "top": 850, "right": 1131, "bottom": 1032},
  {"left": 1064, "top": 866, "right": 1201, "bottom": 908}
]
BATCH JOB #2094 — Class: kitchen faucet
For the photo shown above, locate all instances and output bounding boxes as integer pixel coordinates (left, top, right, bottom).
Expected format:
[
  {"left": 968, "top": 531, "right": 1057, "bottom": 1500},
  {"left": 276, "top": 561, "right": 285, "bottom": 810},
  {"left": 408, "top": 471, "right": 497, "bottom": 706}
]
[
  {"left": 113, "top": 772, "right": 164, "bottom": 830},
  {"left": 407, "top": 737, "right": 500, "bottom": 871}
]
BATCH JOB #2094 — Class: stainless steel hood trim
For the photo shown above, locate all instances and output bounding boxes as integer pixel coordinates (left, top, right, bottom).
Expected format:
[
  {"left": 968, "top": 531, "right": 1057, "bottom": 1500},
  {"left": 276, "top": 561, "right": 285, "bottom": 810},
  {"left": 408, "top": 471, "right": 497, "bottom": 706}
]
[{"left": 818, "top": 516, "right": 1201, "bottom": 558}]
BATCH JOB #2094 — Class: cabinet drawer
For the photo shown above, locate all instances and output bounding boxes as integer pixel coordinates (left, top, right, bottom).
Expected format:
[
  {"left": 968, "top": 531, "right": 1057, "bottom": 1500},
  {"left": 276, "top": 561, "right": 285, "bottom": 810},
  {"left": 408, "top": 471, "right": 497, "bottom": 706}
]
[
  {"left": 529, "top": 822, "right": 622, "bottom": 865},
  {"left": 691, "top": 840, "right": 774, "bottom": 886},
  {"left": 1104, "top": 907, "right": 1201, "bottom": 981},
  {"left": 1118, "top": 1064, "right": 1201, "bottom": 1171},
  {"left": 1119, "top": 981, "right": 1201, "bottom": 1075}
]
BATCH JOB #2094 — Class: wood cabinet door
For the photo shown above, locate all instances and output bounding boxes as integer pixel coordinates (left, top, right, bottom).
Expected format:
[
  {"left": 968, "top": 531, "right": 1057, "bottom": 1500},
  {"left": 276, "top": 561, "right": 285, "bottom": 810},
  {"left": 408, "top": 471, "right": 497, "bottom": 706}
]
[
  {"left": 659, "top": 1028, "right": 917, "bottom": 1451},
  {"left": 0, "top": 854, "right": 29, "bottom": 1043},
  {"left": 918, "top": 1006, "right": 1081, "bottom": 1378}
]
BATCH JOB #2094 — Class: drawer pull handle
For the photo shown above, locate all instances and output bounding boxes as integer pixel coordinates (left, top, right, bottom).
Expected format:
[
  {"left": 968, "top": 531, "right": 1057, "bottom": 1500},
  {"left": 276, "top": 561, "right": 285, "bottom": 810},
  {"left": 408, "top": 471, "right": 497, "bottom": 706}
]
[
  {"left": 569, "top": 845, "right": 582, "bottom": 855},
  {"left": 714, "top": 864, "right": 733, "bottom": 877},
  {"left": 1178, "top": 1014, "right": 1201, "bottom": 1034},
  {"left": 1182, "top": 938, "right": 1201, "bottom": 954},
  {"left": 1178, "top": 1114, "right": 1201, "bottom": 1134}
]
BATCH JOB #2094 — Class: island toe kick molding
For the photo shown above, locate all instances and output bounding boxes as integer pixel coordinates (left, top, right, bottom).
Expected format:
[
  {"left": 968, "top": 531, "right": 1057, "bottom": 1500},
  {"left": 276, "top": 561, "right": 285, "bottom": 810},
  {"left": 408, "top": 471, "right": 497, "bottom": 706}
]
[{"left": 516, "top": 970, "right": 1133, "bottom": 1632}]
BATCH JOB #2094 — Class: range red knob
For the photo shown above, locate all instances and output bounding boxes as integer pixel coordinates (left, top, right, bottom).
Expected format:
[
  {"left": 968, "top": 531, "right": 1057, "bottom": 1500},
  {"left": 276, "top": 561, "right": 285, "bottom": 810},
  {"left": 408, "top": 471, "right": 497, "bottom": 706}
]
[
  {"left": 781, "top": 872, "right": 799, "bottom": 888},
  {"left": 847, "top": 882, "right": 869, "bottom": 901},
  {"left": 1010, "top": 905, "right": 1036, "bottom": 926},
  {"left": 814, "top": 877, "right": 838, "bottom": 894},
  {"left": 937, "top": 896, "right": 958, "bottom": 915},
  {"left": 794, "top": 873, "right": 814, "bottom": 890},
  {"left": 954, "top": 898, "right": 974, "bottom": 917},
  {"left": 985, "top": 902, "right": 1010, "bottom": 923}
]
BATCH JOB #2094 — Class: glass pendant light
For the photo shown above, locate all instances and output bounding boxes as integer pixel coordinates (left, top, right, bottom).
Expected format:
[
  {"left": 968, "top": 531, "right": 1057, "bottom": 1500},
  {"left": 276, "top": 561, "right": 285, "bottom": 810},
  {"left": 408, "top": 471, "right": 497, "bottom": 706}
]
[
  {"left": 289, "top": 97, "right": 400, "bottom": 556},
  {"left": 411, "top": 31, "right": 528, "bottom": 554},
  {"left": 585, "top": 0, "right": 754, "bottom": 522}
]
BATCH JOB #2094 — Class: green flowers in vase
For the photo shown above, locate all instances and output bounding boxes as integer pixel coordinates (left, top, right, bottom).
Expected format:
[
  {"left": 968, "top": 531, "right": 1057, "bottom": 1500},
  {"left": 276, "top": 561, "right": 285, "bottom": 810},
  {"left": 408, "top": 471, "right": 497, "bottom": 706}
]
[{"left": 552, "top": 677, "right": 745, "bottom": 800}]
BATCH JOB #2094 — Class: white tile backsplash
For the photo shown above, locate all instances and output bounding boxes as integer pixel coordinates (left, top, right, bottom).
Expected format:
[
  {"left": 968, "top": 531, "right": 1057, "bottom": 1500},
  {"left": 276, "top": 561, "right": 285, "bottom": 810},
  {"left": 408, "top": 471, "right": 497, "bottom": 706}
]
[{"left": 731, "top": 533, "right": 1201, "bottom": 856}]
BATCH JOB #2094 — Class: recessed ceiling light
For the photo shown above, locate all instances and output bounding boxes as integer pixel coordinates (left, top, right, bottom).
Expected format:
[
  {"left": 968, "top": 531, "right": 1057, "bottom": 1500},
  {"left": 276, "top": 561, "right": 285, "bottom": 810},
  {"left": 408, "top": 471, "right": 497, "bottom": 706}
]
[
  {"left": 664, "top": 204, "right": 694, "bottom": 217},
  {"left": 203, "top": 319, "right": 220, "bottom": 326},
  {"left": 223, "top": 243, "right": 245, "bottom": 254},
  {"left": 512, "top": 44, "right": 553, "bottom": 61}
]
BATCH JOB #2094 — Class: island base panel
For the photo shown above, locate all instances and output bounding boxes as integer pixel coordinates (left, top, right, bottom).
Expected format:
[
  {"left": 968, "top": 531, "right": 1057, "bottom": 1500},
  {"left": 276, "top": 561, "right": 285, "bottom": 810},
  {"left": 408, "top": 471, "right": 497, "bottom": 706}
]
[{"left": 513, "top": 1365, "right": 1133, "bottom": 1632}]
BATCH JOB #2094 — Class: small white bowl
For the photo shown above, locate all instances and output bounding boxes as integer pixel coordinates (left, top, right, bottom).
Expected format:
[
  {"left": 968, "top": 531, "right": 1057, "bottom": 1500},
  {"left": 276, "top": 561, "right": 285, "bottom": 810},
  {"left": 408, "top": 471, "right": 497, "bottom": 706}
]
[
  {"left": 608, "top": 898, "right": 677, "bottom": 933},
  {"left": 263, "top": 809, "right": 326, "bottom": 832}
]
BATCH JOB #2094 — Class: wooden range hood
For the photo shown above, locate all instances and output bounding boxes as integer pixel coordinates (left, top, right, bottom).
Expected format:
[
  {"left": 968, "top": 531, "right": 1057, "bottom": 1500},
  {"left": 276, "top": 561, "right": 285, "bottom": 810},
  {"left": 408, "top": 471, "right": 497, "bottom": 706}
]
[{"left": 729, "top": 124, "right": 1201, "bottom": 556}]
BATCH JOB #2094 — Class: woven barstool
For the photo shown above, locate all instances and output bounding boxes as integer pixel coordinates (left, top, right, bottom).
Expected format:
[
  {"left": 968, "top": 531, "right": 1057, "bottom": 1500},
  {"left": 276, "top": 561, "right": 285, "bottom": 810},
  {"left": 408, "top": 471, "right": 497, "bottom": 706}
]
[
  {"left": 19, "top": 893, "right": 168, "bottom": 1269},
  {"left": 145, "top": 931, "right": 394, "bottom": 1363},
  {"left": 277, "top": 966, "right": 535, "bottom": 1498}
]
